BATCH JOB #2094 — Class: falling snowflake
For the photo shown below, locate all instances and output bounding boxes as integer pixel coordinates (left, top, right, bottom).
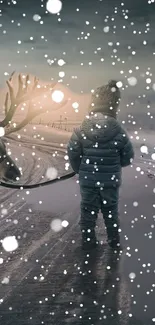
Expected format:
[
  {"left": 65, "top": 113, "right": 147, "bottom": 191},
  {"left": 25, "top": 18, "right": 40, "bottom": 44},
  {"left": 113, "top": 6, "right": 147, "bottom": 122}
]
[
  {"left": 140, "top": 145, "right": 148, "bottom": 154},
  {"left": 72, "top": 102, "right": 79, "bottom": 109},
  {"left": 1, "top": 277, "right": 9, "bottom": 284},
  {"left": 65, "top": 163, "right": 70, "bottom": 170},
  {"left": 1, "top": 209, "right": 8, "bottom": 215},
  {"left": 58, "top": 59, "right": 66, "bottom": 66},
  {"left": 133, "top": 201, "right": 138, "bottom": 207},
  {"left": 59, "top": 71, "right": 65, "bottom": 78},
  {"left": 129, "top": 272, "right": 136, "bottom": 279},
  {"left": 46, "top": 167, "right": 58, "bottom": 180},
  {"left": 103, "top": 26, "right": 110, "bottom": 33},
  {"left": 116, "top": 81, "right": 123, "bottom": 88},
  {"left": 33, "top": 14, "right": 41, "bottom": 22},
  {"left": 50, "top": 219, "right": 63, "bottom": 232},
  {"left": 118, "top": 310, "right": 122, "bottom": 315},
  {"left": 146, "top": 78, "right": 151, "bottom": 84},
  {"left": 62, "top": 220, "right": 69, "bottom": 227},
  {"left": 127, "top": 77, "right": 137, "bottom": 86},
  {"left": 2, "top": 236, "right": 18, "bottom": 252},
  {"left": 46, "top": 0, "right": 62, "bottom": 14}
]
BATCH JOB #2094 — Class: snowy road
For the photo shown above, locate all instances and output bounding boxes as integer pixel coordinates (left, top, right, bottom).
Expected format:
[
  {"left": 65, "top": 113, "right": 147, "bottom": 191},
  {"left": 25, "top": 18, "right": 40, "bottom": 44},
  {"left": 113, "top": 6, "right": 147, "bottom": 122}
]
[{"left": 0, "top": 139, "right": 155, "bottom": 324}]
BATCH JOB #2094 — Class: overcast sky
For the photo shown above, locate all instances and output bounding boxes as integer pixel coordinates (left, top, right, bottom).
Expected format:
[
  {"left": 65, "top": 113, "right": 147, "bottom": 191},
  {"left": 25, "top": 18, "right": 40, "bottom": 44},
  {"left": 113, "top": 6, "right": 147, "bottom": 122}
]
[{"left": 0, "top": 0, "right": 155, "bottom": 124}]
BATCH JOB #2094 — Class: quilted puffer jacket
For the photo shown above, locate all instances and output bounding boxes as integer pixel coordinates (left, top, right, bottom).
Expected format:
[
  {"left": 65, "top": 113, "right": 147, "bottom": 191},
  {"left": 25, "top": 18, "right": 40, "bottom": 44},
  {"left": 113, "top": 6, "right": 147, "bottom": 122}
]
[{"left": 67, "top": 113, "right": 134, "bottom": 188}]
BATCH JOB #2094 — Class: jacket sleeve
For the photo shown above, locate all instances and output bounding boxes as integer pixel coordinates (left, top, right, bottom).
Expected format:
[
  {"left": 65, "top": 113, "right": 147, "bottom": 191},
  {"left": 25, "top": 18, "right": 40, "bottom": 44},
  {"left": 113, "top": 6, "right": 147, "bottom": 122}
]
[
  {"left": 67, "top": 129, "right": 83, "bottom": 173},
  {"left": 120, "top": 130, "right": 134, "bottom": 167}
]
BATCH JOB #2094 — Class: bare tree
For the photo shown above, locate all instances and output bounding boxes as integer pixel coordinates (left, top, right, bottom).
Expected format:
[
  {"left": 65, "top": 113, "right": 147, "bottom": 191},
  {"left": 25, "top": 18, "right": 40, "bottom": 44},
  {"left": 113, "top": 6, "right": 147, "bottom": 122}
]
[{"left": 1, "top": 72, "right": 67, "bottom": 135}]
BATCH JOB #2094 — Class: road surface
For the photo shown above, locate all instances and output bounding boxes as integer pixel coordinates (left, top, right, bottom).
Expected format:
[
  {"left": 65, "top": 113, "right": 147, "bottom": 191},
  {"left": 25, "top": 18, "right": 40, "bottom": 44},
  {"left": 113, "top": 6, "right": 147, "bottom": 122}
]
[{"left": 0, "top": 137, "right": 154, "bottom": 325}]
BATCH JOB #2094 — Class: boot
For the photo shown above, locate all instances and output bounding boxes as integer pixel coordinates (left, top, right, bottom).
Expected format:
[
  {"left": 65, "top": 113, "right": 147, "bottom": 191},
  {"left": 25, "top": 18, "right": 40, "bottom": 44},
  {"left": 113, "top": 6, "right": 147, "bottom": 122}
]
[
  {"left": 81, "top": 229, "right": 98, "bottom": 250},
  {"left": 107, "top": 229, "right": 120, "bottom": 249},
  {"left": 107, "top": 232, "right": 121, "bottom": 250},
  {"left": 105, "top": 219, "right": 122, "bottom": 250}
]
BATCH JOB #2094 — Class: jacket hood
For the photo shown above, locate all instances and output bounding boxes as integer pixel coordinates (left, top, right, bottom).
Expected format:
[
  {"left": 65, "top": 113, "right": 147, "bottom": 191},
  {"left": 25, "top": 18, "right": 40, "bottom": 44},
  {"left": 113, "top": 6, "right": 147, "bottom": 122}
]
[{"left": 80, "top": 113, "right": 122, "bottom": 143}]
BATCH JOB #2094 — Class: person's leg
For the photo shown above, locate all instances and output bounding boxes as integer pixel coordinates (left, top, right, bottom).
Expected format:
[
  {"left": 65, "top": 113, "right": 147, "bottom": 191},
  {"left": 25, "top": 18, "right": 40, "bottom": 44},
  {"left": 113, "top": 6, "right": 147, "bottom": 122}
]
[
  {"left": 79, "top": 185, "right": 100, "bottom": 248},
  {"left": 100, "top": 187, "right": 120, "bottom": 248}
]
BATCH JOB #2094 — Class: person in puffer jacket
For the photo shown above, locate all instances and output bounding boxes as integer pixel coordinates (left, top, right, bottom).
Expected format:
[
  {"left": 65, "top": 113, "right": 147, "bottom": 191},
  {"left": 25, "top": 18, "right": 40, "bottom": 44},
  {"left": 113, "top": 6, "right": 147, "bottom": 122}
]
[{"left": 67, "top": 80, "right": 134, "bottom": 250}]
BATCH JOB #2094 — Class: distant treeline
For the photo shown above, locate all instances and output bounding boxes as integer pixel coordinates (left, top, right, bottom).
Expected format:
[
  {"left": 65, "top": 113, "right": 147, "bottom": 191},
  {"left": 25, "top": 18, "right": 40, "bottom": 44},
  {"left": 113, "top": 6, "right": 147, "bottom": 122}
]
[
  {"left": 27, "top": 113, "right": 155, "bottom": 132},
  {"left": 28, "top": 116, "right": 81, "bottom": 132}
]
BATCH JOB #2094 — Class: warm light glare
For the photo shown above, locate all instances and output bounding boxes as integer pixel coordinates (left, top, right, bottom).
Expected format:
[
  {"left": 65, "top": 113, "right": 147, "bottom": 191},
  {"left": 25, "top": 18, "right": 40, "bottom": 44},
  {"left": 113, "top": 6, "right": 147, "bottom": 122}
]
[{"left": 51, "top": 90, "right": 64, "bottom": 103}]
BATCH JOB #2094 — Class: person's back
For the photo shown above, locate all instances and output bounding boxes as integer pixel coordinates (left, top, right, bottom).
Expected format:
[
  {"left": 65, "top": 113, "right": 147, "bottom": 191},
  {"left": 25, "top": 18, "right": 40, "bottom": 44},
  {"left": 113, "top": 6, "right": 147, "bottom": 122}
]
[{"left": 67, "top": 80, "right": 134, "bottom": 250}]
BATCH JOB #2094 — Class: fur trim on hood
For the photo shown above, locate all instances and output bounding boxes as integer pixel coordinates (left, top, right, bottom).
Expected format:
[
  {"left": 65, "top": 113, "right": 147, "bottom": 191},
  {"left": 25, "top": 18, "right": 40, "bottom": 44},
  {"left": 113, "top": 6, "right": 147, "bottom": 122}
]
[{"left": 88, "top": 80, "right": 121, "bottom": 118}]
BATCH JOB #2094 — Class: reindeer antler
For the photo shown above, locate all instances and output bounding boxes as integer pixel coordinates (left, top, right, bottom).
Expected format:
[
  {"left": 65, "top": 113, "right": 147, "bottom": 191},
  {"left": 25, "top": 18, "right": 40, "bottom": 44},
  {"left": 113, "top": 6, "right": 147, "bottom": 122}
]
[
  {"left": 4, "top": 92, "right": 9, "bottom": 116},
  {"left": 0, "top": 73, "right": 56, "bottom": 128},
  {"left": 1, "top": 72, "right": 68, "bottom": 135},
  {"left": 5, "top": 98, "right": 68, "bottom": 135}
]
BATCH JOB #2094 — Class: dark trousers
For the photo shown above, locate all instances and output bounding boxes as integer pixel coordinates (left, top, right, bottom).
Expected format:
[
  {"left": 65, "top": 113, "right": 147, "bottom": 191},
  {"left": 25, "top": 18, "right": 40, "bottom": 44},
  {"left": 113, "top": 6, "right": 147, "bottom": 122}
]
[{"left": 79, "top": 185, "right": 120, "bottom": 242}]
